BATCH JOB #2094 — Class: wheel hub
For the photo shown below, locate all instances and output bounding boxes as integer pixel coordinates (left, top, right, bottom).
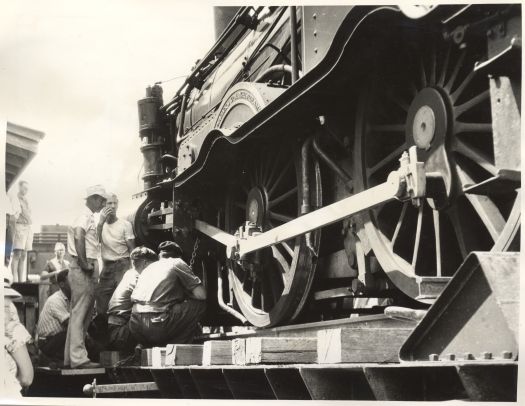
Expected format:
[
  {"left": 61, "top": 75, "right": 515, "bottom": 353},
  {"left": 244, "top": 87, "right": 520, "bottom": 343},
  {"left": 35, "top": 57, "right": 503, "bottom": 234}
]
[
  {"left": 406, "top": 87, "right": 454, "bottom": 208},
  {"left": 246, "top": 187, "right": 267, "bottom": 226}
]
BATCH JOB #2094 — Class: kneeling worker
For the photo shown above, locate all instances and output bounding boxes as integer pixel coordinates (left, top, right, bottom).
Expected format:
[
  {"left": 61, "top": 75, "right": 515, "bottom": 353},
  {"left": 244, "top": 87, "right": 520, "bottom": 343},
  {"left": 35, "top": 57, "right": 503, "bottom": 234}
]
[
  {"left": 106, "top": 246, "right": 157, "bottom": 353},
  {"left": 129, "top": 241, "right": 206, "bottom": 347},
  {"left": 37, "top": 270, "right": 71, "bottom": 361}
]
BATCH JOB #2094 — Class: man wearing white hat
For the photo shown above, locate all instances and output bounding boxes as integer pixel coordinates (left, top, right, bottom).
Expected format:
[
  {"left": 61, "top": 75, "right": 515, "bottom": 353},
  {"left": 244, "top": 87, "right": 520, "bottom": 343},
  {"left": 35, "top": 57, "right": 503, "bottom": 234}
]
[{"left": 63, "top": 184, "right": 106, "bottom": 368}]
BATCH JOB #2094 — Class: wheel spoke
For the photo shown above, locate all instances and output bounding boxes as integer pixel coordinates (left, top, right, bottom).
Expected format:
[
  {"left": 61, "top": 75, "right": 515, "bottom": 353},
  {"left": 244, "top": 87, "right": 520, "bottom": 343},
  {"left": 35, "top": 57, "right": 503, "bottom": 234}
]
[
  {"left": 269, "top": 186, "right": 298, "bottom": 208},
  {"left": 448, "top": 206, "right": 468, "bottom": 258},
  {"left": 387, "top": 90, "right": 410, "bottom": 112},
  {"left": 454, "top": 89, "right": 490, "bottom": 117},
  {"left": 411, "top": 204, "right": 423, "bottom": 267},
  {"left": 233, "top": 201, "right": 246, "bottom": 210},
  {"left": 429, "top": 44, "right": 437, "bottom": 85},
  {"left": 419, "top": 57, "right": 427, "bottom": 88},
  {"left": 391, "top": 201, "right": 408, "bottom": 246},
  {"left": 269, "top": 211, "right": 294, "bottom": 223},
  {"left": 268, "top": 160, "right": 292, "bottom": 196},
  {"left": 455, "top": 121, "right": 492, "bottom": 133},
  {"left": 453, "top": 138, "right": 498, "bottom": 176},
  {"left": 279, "top": 241, "right": 294, "bottom": 257},
  {"left": 367, "top": 142, "right": 408, "bottom": 176},
  {"left": 433, "top": 209, "right": 441, "bottom": 276},
  {"left": 437, "top": 44, "right": 451, "bottom": 87},
  {"left": 456, "top": 163, "right": 505, "bottom": 241},
  {"left": 445, "top": 49, "right": 466, "bottom": 92},
  {"left": 265, "top": 148, "right": 284, "bottom": 189},
  {"left": 451, "top": 70, "right": 475, "bottom": 102},
  {"left": 369, "top": 123, "right": 406, "bottom": 133},
  {"left": 271, "top": 246, "right": 291, "bottom": 278}
]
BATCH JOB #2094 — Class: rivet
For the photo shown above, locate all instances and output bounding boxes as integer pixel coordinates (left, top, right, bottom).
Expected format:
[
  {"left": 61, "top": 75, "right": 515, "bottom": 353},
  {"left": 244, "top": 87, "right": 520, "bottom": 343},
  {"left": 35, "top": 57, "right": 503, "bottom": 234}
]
[
  {"left": 429, "top": 354, "right": 439, "bottom": 361},
  {"left": 446, "top": 353, "right": 456, "bottom": 361},
  {"left": 464, "top": 353, "right": 474, "bottom": 360},
  {"left": 312, "top": 13, "right": 317, "bottom": 19},
  {"left": 313, "top": 30, "right": 317, "bottom": 37},
  {"left": 481, "top": 352, "right": 492, "bottom": 360},
  {"left": 314, "top": 48, "right": 318, "bottom": 53},
  {"left": 502, "top": 351, "right": 513, "bottom": 359}
]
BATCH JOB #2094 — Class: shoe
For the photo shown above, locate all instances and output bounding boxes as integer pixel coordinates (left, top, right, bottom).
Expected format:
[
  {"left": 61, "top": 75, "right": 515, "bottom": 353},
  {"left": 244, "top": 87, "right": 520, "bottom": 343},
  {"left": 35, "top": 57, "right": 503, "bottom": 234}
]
[{"left": 77, "top": 361, "right": 102, "bottom": 369}]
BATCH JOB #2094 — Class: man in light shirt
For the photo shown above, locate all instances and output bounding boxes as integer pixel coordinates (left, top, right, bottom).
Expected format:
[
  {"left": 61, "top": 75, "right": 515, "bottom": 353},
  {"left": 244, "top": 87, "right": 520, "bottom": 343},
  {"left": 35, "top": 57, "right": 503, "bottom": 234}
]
[
  {"left": 10, "top": 180, "right": 33, "bottom": 282},
  {"left": 64, "top": 184, "right": 106, "bottom": 369},
  {"left": 96, "top": 193, "right": 136, "bottom": 315},
  {"left": 106, "top": 246, "right": 157, "bottom": 353}
]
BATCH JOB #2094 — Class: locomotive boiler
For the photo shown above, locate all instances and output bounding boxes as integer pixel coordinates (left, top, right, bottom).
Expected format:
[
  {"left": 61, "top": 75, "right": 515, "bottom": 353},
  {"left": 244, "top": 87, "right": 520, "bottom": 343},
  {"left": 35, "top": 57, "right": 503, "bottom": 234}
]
[{"left": 131, "top": 5, "right": 521, "bottom": 328}]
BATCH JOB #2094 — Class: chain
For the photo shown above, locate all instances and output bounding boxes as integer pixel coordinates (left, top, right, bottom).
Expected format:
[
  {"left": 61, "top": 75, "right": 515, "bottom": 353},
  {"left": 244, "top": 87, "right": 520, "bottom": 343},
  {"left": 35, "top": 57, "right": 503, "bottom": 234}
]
[{"left": 189, "top": 237, "right": 200, "bottom": 269}]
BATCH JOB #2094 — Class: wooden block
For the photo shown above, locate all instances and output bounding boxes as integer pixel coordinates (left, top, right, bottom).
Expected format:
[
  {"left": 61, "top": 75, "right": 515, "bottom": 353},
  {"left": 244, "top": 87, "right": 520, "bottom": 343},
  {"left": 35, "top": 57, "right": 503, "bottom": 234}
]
[
  {"left": 317, "top": 328, "right": 413, "bottom": 363},
  {"left": 232, "top": 338, "right": 246, "bottom": 365},
  {"left": 165, "top": 344, "right": 203, "bottom": 366},
  {"left": 99, "top": 351, "right": 125, "bottom": 367},
  {"left": 141, "top": 348, "right": 153, "bottom": 366},
  {"left": 245, "top": 337, "right": 317, "bottom": 365},
  {"left": 202, "top": 340, "right": 233, "bottom": 366},
  {"left": 151, "top": 347, "right": 167, "bottom": 367}
]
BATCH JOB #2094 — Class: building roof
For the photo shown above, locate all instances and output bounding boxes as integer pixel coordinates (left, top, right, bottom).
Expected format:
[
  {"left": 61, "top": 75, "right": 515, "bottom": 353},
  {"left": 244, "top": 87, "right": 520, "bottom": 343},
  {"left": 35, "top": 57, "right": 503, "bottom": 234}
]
[{"left": 6, "top": 121, "right": 45, "bottom": 190}]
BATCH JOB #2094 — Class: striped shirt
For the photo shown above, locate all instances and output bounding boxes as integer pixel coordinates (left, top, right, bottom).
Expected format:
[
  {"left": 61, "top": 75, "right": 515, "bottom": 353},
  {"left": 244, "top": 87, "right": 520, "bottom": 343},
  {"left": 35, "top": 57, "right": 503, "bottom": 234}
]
[{"left": 37, "top": 290, "right": 70, "bottom": 338}]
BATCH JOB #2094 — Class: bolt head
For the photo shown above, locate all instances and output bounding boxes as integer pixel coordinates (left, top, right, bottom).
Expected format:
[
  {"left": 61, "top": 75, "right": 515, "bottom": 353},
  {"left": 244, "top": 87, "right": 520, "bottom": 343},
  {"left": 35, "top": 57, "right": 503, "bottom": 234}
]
[
  {"left": 501, "top": 351, "right": 513, "bottom": 359},
  {"left": 481, "top": 352, "right": 492, "bottom": 360},
  {"left": 464, "top": 352, "right": 474, "bottom": 360},
  {"left": 429, "top": 354, "right": 439, "bottom": 361},
  {"left": 446, "top": 353, "right": 456, "bottom": 361}
]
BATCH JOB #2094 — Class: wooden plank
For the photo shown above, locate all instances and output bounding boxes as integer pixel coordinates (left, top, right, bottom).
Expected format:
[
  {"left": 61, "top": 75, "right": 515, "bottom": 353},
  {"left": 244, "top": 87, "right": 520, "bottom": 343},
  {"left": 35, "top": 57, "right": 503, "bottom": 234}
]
[
  {"left": 165, "top": 344, "right": 203, "bottom": 366},
  {"left": 244, "top": 337, "right": 317, "bottom": 365},
  {"left": 232, "top": 338, "right": 246, "bottom": 365},
  {"left": 151, "top": 347, "right": 166, "bottom": 367},
  {"left": 141, "top": 348, "right": 153, "bottom": 366},
  {"left": 100, "top": 351, "right": 126, "bottom": 367},
  {"left": 318, "top": 328, "right": 412, "bottom": 363},
  {"left": 189, "top": 368, "right": 233, "bottom": 399},
  {"left": 203, "top": 340, "right": 233, "bottom": 365}
]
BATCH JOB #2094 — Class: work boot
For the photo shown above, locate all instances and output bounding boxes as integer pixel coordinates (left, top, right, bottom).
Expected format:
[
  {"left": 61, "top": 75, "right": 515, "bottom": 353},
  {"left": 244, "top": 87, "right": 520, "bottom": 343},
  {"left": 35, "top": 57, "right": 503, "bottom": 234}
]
[{"left": 77, "top": 360, "right": 102, "bottom": 369}]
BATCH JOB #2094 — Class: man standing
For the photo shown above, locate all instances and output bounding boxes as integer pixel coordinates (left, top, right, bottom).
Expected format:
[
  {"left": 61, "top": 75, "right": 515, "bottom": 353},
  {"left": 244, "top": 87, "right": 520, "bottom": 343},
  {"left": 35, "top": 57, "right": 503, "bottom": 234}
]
[
  {"left": 64, "top": 185, "right": 106, "bottom": 368},
  {"left": 129, "top": 241, "right": 206, "bottom": 347},
  {"left": 37, "top": 270, "right": 71, "bottom": 362},
  {"left": 96, "top": 193, "right": 136, "bottom": 315},
  {"left": 41, "top": 242, "right": 70, "bottom": 296},
  {"left": 106, "top": 247, "right": 157, "bottom": 353},
  {"left": 10, "top": 180, "right": 33, "bottom": 282}
]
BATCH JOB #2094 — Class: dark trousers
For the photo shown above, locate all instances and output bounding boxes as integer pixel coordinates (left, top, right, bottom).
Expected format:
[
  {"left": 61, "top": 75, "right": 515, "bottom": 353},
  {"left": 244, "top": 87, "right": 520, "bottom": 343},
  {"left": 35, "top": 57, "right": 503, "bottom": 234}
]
[
  {"left": 39, "top": 331, "right": 67, "bottom": 360},
  {"left": 95, "top": 258, "right": 130, "bottom": 316},
  {"left": 107, "top": 323, "right": 136, "bottom": 353},
  {"left": 129, "top": 299, "right": 206, "bottom": 347}
]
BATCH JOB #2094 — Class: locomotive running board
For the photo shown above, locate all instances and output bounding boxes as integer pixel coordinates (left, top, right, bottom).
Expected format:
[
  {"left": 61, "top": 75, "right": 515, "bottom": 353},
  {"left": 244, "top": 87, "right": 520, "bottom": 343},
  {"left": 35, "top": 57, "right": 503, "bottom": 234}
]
[{"left": 195, "top": 146, "right": 429, "bottom": 260}]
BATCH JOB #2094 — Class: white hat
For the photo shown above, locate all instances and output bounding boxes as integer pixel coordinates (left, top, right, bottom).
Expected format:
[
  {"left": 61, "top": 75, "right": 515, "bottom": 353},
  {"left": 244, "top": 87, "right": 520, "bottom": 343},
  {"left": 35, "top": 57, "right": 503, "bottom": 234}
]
[
  {"left": 85, "top": 184, "right": 107, "bottom": 199},
  {"left": 54, "top": 242, "right": 66, "bottom": 251},
  {"left": 2, "top": 266, "right": 21, "bottom": 298}
]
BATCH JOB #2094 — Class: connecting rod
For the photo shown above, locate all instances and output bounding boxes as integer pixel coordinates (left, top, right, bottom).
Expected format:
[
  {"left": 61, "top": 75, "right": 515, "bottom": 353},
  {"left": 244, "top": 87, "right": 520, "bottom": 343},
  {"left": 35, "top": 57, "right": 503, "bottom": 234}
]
[{"left": 195, "top": 146, "right": 427, "bottom": 260}]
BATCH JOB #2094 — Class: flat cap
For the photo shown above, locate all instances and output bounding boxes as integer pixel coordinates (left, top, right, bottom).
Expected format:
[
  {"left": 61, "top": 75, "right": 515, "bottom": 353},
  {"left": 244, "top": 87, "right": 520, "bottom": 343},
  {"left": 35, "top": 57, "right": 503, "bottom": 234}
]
[{"left": 158, "top": 241, "right": 183, "bottom": 257}]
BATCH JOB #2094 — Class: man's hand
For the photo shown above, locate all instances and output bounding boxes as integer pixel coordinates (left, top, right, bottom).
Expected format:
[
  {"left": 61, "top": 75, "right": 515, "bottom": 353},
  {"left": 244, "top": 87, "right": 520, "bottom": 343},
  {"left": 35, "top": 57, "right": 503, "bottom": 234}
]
[
  {"left": 99, "top": 207, "right": 113, "bottom": 223},
  {"left": 81, "top": 262, "right": 94, "bottom": 275}
]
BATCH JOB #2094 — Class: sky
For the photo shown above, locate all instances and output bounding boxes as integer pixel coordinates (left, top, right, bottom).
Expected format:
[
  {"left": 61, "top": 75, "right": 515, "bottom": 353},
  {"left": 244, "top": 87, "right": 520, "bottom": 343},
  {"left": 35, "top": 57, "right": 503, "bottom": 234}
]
[{"left": 0, "top": 0, "right": 214, "bottom": 228}]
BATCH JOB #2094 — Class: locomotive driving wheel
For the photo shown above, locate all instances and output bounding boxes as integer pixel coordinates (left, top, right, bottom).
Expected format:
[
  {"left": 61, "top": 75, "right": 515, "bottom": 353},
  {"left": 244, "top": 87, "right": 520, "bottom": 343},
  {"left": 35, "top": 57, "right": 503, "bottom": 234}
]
[
  {"left": 353, "top": 31, "right": 520, "bottom": 300},
  {"left": 225, "top": 143, "right": 322, "bottom": 327}
]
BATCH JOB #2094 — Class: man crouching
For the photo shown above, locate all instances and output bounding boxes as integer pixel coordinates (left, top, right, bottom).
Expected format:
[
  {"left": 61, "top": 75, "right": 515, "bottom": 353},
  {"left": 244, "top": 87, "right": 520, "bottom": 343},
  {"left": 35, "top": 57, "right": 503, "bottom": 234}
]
[
  {"left": 129, "top": 241, "right": 206, "bottom": 347},
  {"left": 106, "top": 247, "right": 157, "bottom": 353}
]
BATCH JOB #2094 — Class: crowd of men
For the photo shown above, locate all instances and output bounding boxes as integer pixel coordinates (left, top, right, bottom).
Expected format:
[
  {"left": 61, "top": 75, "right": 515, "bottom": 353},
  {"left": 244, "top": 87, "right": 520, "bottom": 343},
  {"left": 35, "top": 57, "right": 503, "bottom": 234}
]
[{"left": 6, "top": 182, "right": 207, "bottom": 375}]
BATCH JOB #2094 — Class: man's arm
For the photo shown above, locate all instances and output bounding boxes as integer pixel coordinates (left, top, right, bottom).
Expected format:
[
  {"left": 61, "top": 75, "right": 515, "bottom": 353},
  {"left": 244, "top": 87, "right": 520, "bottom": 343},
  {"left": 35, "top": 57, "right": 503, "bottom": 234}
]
[
  {"left": 73, "top": 227, "right": 92, "bottom": 272},
  {"left": 125, "top": 238, "right": 136, "bottom": 254},
  {"left": 96, "top": 207, "right": 111, "bottom": 243},
  {"left": 188, "top": 285, "right": 206, "bottom": 300}
]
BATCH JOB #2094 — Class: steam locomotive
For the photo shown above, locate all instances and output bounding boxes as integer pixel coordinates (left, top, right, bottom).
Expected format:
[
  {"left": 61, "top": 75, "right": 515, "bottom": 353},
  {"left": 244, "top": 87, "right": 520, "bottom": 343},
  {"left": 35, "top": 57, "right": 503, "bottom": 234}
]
[{"left": 130, "top": 5, "right": 521, "bottom": 328}]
